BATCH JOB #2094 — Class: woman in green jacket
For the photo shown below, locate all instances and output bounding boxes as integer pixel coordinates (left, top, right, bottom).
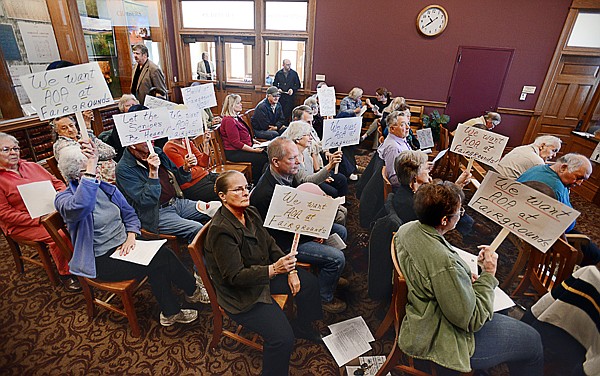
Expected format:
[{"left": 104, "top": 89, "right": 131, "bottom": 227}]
[{"left": 394, "top": 182, "right": 543, "bottom": 375}]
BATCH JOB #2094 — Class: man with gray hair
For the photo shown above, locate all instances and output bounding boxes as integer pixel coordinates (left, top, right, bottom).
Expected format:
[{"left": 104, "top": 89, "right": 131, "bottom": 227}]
[
  {"left": 130, "top": 43, "right": 167, "bottom": 105},
  {"left": 496, "top": 135, "right": 562, "bottom": 179},
  {"left": 251, "top": 86, "right": 286, "bottom": 140},
  {"left": 462, "top": 111, "right": 502, "bottom": 131},
  {"left": 518, "top": 153, "right": 599, "bottom": 265}
]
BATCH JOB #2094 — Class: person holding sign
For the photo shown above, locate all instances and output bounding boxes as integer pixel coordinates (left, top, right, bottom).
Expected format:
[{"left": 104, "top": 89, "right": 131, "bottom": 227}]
[
  {"left": 130, "top": 44, "right": 167, "bottom": 106},
  {"left": 105, "top": 94, "right": 140, "bottom": 162},
  {"left": 251, "top": 86, "right": 286, "bottom": 140},
  {"left": 394, "top": 182, "right": 543, "bottom": 375},
  {"left": 55, "top": 144, "right": 208, "bottom": 327},
  {"left": 377, "top": 111, "right": 413, "bottom": 187},
  {"left": 251, "top": 138, "right": 348, "bottom": 314},
  {"left": 0, "top": 133, "right": 79, "bottom": 292},
  {"left": 518, "top": 153, "right": 600, "bottom": 265},
  {"left": 462, "top": 111, "right": 502, "bottom": 131},
  {"left": 219, "top": 94, "right": 268, "bottom": 184},
  {"left": 496, "top": 135, "right": 562, "bottom": 179},
  {"left": 205, "top": 171, "right": 323, "bottom": 376}
]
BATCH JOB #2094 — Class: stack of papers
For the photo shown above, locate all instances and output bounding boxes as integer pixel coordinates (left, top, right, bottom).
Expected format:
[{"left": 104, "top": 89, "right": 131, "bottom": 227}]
[{"left": 323, "top": 316, "right": 374, "bottom": 367}]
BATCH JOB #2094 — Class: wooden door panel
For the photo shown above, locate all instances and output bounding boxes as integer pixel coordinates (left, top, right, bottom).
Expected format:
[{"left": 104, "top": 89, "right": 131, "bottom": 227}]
[{"left": 546, "top": 84, "right": 568, "bottom": 116}]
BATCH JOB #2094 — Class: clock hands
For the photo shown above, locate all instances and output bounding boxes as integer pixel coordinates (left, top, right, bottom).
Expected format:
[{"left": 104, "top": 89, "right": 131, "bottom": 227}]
[{"left": 425, "top": 16, "right": 439, "bottom": 27}]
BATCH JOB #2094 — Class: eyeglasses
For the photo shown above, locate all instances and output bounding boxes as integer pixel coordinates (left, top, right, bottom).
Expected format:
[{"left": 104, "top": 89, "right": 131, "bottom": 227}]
[
  {"left": 1, "top": 146, "right": 20, "bottom": 153},
  {"left": 353, "top": 363, "right": 373, "bottom": 376},
  {"left": 449, "top": 207, "right": 465, "bottom": 217},
  {"left": 227, "top": 184, "right": 253, "bottom": 194}
]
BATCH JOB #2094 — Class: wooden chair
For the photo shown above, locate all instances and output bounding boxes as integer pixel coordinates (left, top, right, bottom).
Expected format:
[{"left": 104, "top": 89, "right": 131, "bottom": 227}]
[
  {"left": 45, "top": 156, "right": 66, "bottom": 184},
  {"left": 375, "top": 238, "right": 473, "bottom": 375},
  {"left": 188, "top": 222, "right": 288, "bottom": 351},
  {"left": 194, "top": 130, "right": 253, "bottom": 183},
  {"left": 42, "top": 211, "right": 148, "bottom": 337},
  {"left": 510, "top": 237, "right": 581, "bottom": 300},
  {"left": 500, "top": 234, "right": 533, "bottom": 290},
  {"left": 1, "top": 228, "right": 59, "bottom": 286},
  {"left": 382, "top": 166, "right": 392, "bottom": 200}
]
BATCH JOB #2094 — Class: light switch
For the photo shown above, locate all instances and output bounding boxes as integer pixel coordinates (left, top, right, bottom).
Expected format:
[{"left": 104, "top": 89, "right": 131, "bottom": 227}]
[{"left": 520, "top": 93, "right": 527, "bottom": 101}]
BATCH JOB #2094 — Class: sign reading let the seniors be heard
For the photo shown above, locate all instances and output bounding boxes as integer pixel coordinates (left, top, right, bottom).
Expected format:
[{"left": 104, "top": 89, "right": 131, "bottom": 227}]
[
  {"left": 19, "top": 62, "right": 113, "bottom": 120},
  {"left": 450, "top": 124, "right": 509, "bottom": 166},
  {"left": 322, "top": 117, "right": 362, "bottom": 149},
  {"left": 168, "top": 108, "right": 204, "bottom": 139},
  {"left": 264, "top": 185, "right": 338, "bottom": 239},
  {"left": 317, "top": 86, "right": 336, "bottom": 117},
  {"left": 113, "top": 108, "right": 171, "bottom": 147},
  {"left": 181, "top": 83, "right": 217, "bottom": 110},
  {"left": 469, "top": 172, "right": 579, "bottom": 253}
]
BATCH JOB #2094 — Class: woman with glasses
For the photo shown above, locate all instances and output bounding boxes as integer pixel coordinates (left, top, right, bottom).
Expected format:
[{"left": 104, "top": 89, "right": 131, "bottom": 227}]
[
  {"left": 219, "top": 94, "right": 268, "bottom": 184},
  {"left": 394, "top": 182, "right": 543, "bottom": 375},
  {"left": 496, "top": 135, "right": 562, "bottom": 179},
  {"left": 204, "top": 170, "right": 322, "bottom": 376},
  {"left": 462, "top": 111, "right": 502, "bottom": 131},
  {"left": 0, "top": 132, "right": 80, "bottom": 292}
]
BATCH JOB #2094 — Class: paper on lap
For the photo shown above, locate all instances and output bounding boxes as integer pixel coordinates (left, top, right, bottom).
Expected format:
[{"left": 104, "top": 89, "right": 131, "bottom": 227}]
[{"left": 110, "top": 239, "right": 166, "bottom": 266}]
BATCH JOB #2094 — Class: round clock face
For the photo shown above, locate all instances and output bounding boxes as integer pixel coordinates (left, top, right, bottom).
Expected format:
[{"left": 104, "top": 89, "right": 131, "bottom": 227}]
[{"left": 417, "top": 5, "right": 448, "bottom": 36}]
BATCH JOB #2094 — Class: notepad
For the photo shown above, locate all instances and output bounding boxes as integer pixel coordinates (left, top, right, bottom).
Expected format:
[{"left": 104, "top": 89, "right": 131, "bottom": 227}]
[{"left": 110, "top": 239, "right": 166, "bottom": 266}]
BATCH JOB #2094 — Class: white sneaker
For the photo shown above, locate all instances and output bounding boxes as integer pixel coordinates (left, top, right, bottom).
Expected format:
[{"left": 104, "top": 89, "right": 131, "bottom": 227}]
[
  {"left": 349, "top": 173, "right": 358, "bottom": 181},
  {"left": 160, "top": 309, "right": 198, "bottom": 327},
  {"left": 186, "top": 273, "right": 210, "bottom": 304}
]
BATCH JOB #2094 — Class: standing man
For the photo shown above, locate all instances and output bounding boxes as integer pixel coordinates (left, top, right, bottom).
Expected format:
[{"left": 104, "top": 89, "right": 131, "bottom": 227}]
[
  {"left": 130, "top": 43, "right": 167, "bottom": 106},
  {"left": 196, "top": 52, "right": 215, "bottom": 80},
  {"left": 251, "top": 86, "right": 286, "bottom": 140},
  {"left": 273, "top": 59, "right": 301, "bottom": 123}
]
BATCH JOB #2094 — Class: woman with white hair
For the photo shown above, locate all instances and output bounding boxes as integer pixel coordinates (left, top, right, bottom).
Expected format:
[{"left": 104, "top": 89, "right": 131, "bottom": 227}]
[
  {"left": 284, "top": 121, "right": 346, "bottom": 198},
  {"left": 55, "top": 142, "right": 208, "bottom": 327},
  {"left": 338, "top": 87, "right": 364, "bottom": 117},
  {"left": 496, "top": 135, "right": 562, "bottom": 179}
]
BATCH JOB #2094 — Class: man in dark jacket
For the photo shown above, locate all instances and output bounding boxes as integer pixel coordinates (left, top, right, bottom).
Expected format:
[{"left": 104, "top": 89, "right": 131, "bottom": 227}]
[
  {"left": 273, "top": 59, "right": 301, "bottom": 123},
  {"left": 251, "top": 86, "right": 286, "bottom": 140}
]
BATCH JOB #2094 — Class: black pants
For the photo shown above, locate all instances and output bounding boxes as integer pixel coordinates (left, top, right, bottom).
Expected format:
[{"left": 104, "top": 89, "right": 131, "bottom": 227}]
[
  {"left": 279, "top": 94, "right": 295, "bottom": 123},
  {"left": 568, "top": 229, "right": 600, "bottom": 266},
  {"left": 227, "top": 268, "right": 322, "bottom": 376},
  {"left": 95, "top": 245, "right": 195, "bottom": 316},
  {"left": 225, "top": 149, "right": 269, "bottom": 184},
  {"left": 319, "top": 172, "right": 348, "bottom": 198},
  {"left": 182, "top": 173, "right": 220, "bottom": 202}
]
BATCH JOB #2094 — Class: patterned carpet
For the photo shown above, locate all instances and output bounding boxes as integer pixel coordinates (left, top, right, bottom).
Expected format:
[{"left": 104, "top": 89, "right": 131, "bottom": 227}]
[{"left": 1, "top": 153, "right": 598, "bottom": 375}]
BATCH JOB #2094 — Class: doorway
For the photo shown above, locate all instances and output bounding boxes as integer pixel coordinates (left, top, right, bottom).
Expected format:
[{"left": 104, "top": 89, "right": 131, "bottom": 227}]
[{"left": 445, "top": 46, "right": 514, "bottom": 130}]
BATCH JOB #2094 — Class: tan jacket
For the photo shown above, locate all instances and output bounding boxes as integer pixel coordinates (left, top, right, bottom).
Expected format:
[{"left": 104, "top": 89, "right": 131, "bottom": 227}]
[{"left": 131, "top": 59, "right": 167, "bottom": 105}]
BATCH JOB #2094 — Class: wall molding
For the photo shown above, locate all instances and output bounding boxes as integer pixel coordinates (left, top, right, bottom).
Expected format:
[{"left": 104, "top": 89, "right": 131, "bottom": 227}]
[{"left": 497, "top": 107, "right": 534, "bottom": 116}]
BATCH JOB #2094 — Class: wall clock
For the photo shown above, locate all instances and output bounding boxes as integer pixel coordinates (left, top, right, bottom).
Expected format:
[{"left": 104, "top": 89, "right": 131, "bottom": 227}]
[{"left": 417, "top": 5, "right": 448, "bottom": 37}]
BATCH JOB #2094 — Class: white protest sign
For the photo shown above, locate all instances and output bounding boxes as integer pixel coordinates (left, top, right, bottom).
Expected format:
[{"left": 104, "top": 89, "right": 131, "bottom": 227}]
[
  {"left": 144, "top": 95, "right": 177, "bottom": 109},
  {"left": 181, "top": 83, "right": 217, "bottom": 110},
  {"left": 317, "top": 86, "right": 336, "bottom": 117},
  {"left": 450, "top": 124, "right": 509, "bottom": 167},
  {"left": 168, "top": 108, "right": 204, "bottom": 139},
  {"left": 417, "top": 127, "right": 435, "bottom": 149},
  {"left": 112, "top": 108, "right": 171, "bottom": 146},
  {"left": 468, "top": 172, "right": 580, "bottom": 253},
  {"left": 264, "top": 185, "right": 338, "bottom": 239},
  {"left": 322, "top": 117, "right": 362, "bottom": 149},
  {"left": 17, "top": 180, "right": 57, "bottom": 219},
  {"left": 19, "top": 62, "right": 113, "bottom": 120},
  {"left": 590, "top": 142, "right": 600, "bottom": 164}
]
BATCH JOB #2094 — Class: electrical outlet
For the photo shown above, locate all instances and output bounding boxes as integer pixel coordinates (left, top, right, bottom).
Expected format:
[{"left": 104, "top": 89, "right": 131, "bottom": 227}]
[{"left": 519, "top": 93, "right": 527, "bottom": 101}]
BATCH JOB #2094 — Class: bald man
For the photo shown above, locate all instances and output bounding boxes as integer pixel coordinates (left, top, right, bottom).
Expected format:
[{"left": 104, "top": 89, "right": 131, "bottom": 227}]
[{"left": 273, "top": 59, "right": 301, "bottom": 123}]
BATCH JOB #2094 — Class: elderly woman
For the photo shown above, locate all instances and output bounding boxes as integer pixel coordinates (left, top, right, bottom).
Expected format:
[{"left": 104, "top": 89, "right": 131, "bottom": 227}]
[
  {"left": 0, "top": 132, "right": 79, "bottom": 292},
  {"left": 55, "top": 143, "right": 208, "bottom": 326},
  {"left": 304, "top": 97, "right": 324, "bottom": 139},
  {"left": 205, "top": 171, "right": 322, "bottom": 376},
  {"left": 284, "top": 121, "right": 346, "bottom": 198},
  {"left": 52, "top": 114, "right": 116, "bottom": 182},
  {"left": 394, "top": 182, "right": 543, "bottom": 375},
  {"left": 496, "top": 135, "right": 562, "bottom": 179},
  {"left": 338, "top": 87, "right": 364, "bottom": 117},
  {"left": 219, "top": 94, "right": 268, "bottom": 184},
  {"left": 105, "top": 95, "right": 140, "bottom": 162}
]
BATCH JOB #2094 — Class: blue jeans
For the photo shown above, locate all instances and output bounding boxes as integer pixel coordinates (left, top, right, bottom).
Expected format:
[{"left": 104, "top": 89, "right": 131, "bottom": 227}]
[
  {"left": 471, "top": 313, "right": 543, "bottom": 376},
  {"left": 296, "top": 223, "right": 347, "bottom": 302},
  {"left": 253, "top": 129, "right": 280, "bottom": 140},
  {"left": 158, "top": 198, "right": 210, "bottom": 243}
]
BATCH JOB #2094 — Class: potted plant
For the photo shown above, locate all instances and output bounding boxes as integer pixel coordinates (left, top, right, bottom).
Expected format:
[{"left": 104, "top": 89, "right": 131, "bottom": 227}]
[{"left": 421, "top": 110, "right": 450, "bottom": 142}]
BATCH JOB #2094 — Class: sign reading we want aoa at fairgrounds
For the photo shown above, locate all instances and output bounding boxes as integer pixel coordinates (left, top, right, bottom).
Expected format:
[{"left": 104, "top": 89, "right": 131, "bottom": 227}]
[{"left": 469, "top": 172, "right": 579, "bottom": 253}]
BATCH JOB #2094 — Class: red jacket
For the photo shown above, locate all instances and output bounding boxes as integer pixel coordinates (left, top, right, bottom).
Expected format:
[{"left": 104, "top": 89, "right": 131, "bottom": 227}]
[
  {"left": 163, "top": 140, "right": 210, "bottom": 190},
  {"left": 219, "top": 116, "right": 252, "bottom": 151}
]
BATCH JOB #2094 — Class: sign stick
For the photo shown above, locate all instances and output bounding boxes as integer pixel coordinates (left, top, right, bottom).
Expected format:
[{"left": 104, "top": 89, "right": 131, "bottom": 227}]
[
  {"left": 465, "top": 157, "right": 475, "bottom": 174},
  {"left": 334, "top": 146, "right": 341, "bottom": 174},
  {"left": 75, "top": 111, "right": 89, "bottom": 141},
  {"left": 290, "top": 232, "right": 301, "bottom": 255},
  {"left": 488, "top": 227, "right": 511, "bottom": 253},
  {"left": 146, "top": 140, "right": 155, "bottom": 155},
  {"left": 185, "top": 136, "right": 192, "bottom": 156}
]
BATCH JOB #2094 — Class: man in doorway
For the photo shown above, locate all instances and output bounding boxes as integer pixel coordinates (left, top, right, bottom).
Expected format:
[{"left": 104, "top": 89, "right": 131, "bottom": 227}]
[
  {"left": 273, "top": 59, "right": 301, "bottom": 123},
  {"left": 130, "top": 43, "right": 167, "bottom": 106},
  {"left": 196, "top": 52, "right": 215, "bottom": 80},
  {"left": 251, "top": 86, "right": 286, "bottom": 140}
]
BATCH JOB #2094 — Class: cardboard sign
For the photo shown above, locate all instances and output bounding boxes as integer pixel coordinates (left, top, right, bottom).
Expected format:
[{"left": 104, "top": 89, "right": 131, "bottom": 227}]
[
  {"left": 181, "top": 83, "right": 217, "bottom": 110},
  {"left": 317, "top": 86, "right": 336, "bottom": 117},
  {"left": 590, "top": 142, "right": 600, "bottom": 164},
  {"left": 417, "top": 128, "right": 435, "bottom": 149},
  {"left": 264, "top": 185, "right": 338, "bottom": 239},
  {"left": 168, "top": 108, "right": 204, "bottom": 139},
  {"left": 144, "top": 95, "right": 177, "bottom": 109},
  {"left": 468, "top": 172, "right": 580, "bottom": 253},
  {"left": 450, "top": 124, "right": 509, "bottom": 166},
  {"left": 19, "top": 62, "right": 113, "bottom": 120},
  {"left": 322, "top": 117, "right": 362, "bottom": 149},
  {"left": 112, "top": 108, "right": 171, "bottom": 146}
]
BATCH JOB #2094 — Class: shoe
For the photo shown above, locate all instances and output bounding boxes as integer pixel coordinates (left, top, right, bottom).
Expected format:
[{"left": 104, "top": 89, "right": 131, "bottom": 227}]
[
  {"left": 322, "top": 297, "right": 347, "bottom": 314},
  {"left": 337, "top": 277, "right": 350, "bottom": 289},
  {"left": 349, "top": 174, "right": 359, "bottom": 181},
  {"left": 292, "top": 321, "right": 323, "bottom": 344},
  {"left": 187, "top": 273, "right": 210, "bottom": 303},
  {"left": 59, "top": 276, "right": 82, "bottom": 293},
  {"left": 472, "top": 222, "right": 492, "bottom": 237},
  {"left": 160, "top": 309, "right": 198, "bottom": 327}
]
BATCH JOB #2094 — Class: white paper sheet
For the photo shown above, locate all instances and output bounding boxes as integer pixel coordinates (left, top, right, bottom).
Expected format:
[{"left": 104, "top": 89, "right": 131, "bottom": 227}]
[
  {"left": 325, "top": 233, "right": 346, "bottom": 250},
  {"left": 328, "top": 316, "right": 375, "bottom": 343},
  {"left": 17, "top": 180, "right": 57, "bottom": 218},
  {"left": 252, "top": 140, "right": 272, "bottom": 148},
  {"left": 432, "top": 148, "right": 448, "bottom": 164},
  {"left": 346, "top": 356, "right": 390, "bottom": 376},
  {"left": 110, "top": 239, "right": 166, "bottom": 266},
  {"left": 323, "top": 326, "right": 372, "bottom": 367}
]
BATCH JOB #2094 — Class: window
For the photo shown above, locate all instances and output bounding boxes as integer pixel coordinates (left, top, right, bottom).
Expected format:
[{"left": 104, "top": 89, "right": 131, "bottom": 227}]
[
  {"left": 181, "top": 1, "right": 254, "bottom": 29},
  {"left": 265, "top": 40, "right": 305, "bottom": 87},
  {"left": 189, "top": 41, "right": 217, "bottom": 80},
  {"left": 265, "top": 1, "right": 308, "bottom": 31},
  {"left": 226, "top": 43, "right": 253, "bottom": 83},
  {"left": 567, "top": 12, "right": 600, "bottom": 48}
]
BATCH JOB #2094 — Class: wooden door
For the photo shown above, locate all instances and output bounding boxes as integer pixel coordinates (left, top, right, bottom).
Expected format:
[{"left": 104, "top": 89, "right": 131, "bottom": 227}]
[
  {"left": 445, "top": 46, "right": 514, "bottom": 130},
  {"left": 528, "top": 55, "right": 600, "bottom": 152}
]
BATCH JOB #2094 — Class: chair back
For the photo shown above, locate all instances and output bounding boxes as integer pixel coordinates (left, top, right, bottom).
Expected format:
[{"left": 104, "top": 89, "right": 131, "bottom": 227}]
[
  {"left": 46, "top": 156, "right": 66, "bottom": 184},
  {"left": 390, "top": 237, "right": 408, "bottom": 326},
  {"left": 188, "top": 221, "right": 221, "bottom": 318},
  {"left": 41, "top": 211, "right": 74, "bottom": 260}
]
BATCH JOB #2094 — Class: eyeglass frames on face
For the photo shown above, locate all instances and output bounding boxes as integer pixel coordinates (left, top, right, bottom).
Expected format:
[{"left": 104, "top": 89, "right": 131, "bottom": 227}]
[
  {"left": 449, "top": 207, "right": 465, "bottom": 217},
  {"left": 0, "top": 146, "right": 20, "bottom": 153},
  {"left": 228, "top": 184, "right": 253, "bottom": 194}
]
